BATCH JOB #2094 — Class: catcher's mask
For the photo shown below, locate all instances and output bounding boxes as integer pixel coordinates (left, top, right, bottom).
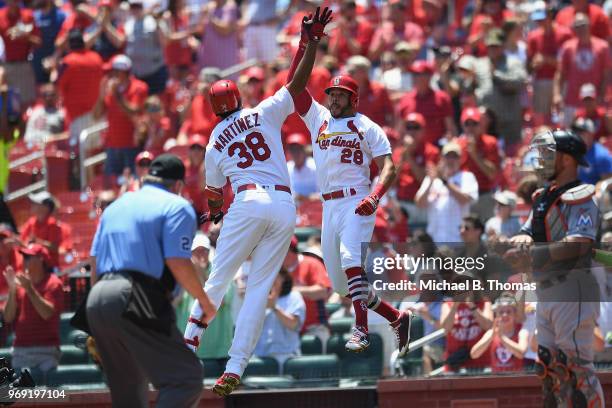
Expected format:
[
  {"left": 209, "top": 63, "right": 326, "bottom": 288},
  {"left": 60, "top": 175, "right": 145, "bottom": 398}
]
[{"left": 529, "top": 130, "right": 557, "bottom": 181}]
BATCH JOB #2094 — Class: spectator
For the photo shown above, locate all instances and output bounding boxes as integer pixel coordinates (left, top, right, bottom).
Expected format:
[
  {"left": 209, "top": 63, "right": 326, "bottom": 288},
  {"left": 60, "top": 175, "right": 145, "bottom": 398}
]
[
  {"left": 554, "top": 13, "right": 610, "bottom": 127},
  {"left": 345, "top": 55, "right": 394, "bottom": 127},
  {"left": 241, "top": 67, "right": 266, "bottom": 108},
  {"left": 527, "top": 6, "right": 573, "bottom": 126},
  {"left": 20, "top": 192, "right": 63, "bottom": 269},
  {"left": 93, "top": 54, "right": 148, "bottom": 188},
  {"left": 474, "top": 28, "right": 527, "bottom": 152},
  {"left": 440, "top": 55, "right": 479, "bottom": 129},
  {"left": 393, "top": 112, "right": 439, "bottom": 226},
  {"left": 283, "top": 237, "right": 330, "bottom": 351},
  {"left": 485, "top": 191, "right": 521, "bottom": 240},
  {"left": 502, "top": 18, "right": 526, "bottom": 65},
  {"left": 24, "top": 83, "right": 65, "bottom": 147},
  {"left": 380, "top": 41, "right": 419, "bottom": 101},
  {"left": 572, "top": 117, "right": 612, "bottom": 186},
  {"left": 328, "top": 0, "right": 374, "bottom": 65},
  {"left": 415, "top": 141, "right": 478, "bottom": 243},
  {"left": 182, "top": 134, "right": 206, "bottom": 215},
  {"left": 368, "top": 0, "right": 424, "bottom": 62},
  {"left": 3, "top": 243, "right": 63, "bottom": 384},
  {"left": 176, "top": 233, "right": 233, "bottom": 359},
  {"left": 119, "top": 150, "right": 153, "bottom": 194},
  {"left": 253, "top": 268, "right": 306, "bottom": 371},
  {"left": 31, "top": 0, "right": 66, "bottom": 84},
  {"left": 177, "top": 67, "right": 221, "bottom": 145},
  {"left": 134, "top": 95, "right": 172, "bottom": 156},
  {"left": 162, "top": 0, "right": 197, "bottom": 73},
  {"left": 398, "top": 60, "right": 457, "bottom": 146},
  {"left": 575, "top": 83, "right": 612, "bottom": 140},
  {"left": 556, "top": 0, "right": 610, "bottom": 41},
  {"left": 54, "top": 0, "right": 97, "bottom": 52},
  {"left": 457, "top": 107, "right": 501, "bottom": 220},
  {"left": 467, "top": 0, "right": 513, "bottom": 57},
  {"left": 124, "top": 0, "right": 169, "bottom": 95},
  {"left": 85, "top": 0, "right": 126, "bottom": 62},
  {"left": 0, "top": 0, "right": 41, "bottom": 108},
  {"left": 439, "top": 273, "right": 493, "bottom": 372},
  {"left": 469, "top": 293, "right": 528, "bottom": 372},
  {"left": 57, "top": 28, "right": 103, "bottom": 148},
  {"left": 196, "top": 0, "right": 240, "bottom": 73},
  {"left": 286, "top": 132, "right": 318, "bottom": 201},
  {"left": 242, "top": 0, "right": 288, "bottom": 65}
]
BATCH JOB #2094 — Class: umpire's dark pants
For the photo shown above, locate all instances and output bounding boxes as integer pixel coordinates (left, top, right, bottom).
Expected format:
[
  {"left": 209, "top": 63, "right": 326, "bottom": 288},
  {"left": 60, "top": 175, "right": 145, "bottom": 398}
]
[{"left": 86, "top": 273, "right": 203, "bottom": 408}]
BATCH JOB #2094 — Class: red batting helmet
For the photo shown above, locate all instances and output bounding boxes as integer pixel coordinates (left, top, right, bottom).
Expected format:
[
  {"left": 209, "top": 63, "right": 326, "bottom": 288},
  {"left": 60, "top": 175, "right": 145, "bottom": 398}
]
[
  {"left": 209, "top": 80, "right": 242, "bottom": 116},
  {"left": 325, "top": 75, "right": 359, "bottom": 108}
]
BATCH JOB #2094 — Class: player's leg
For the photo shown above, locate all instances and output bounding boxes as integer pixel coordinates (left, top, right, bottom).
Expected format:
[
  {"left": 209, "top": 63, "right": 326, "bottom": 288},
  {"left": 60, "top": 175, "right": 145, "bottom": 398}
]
[
  {"left": 215, "top": 198, "right": 296, "bottom": 396},
  {"left": 321, "top": 201, "right": 348, "bottom": 296},
  {"left": 536, "top": 302, "right": 562, "bottom": 408},
  {"left": 553, "top": 298, "right": 605, "bottom": 408}
]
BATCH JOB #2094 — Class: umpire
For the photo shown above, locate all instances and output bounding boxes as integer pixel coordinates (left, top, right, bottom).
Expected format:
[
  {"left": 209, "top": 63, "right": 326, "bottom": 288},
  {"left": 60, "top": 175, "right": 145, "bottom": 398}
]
[{"left": 86, "top": 154, "right": 216, "bottom": 408}]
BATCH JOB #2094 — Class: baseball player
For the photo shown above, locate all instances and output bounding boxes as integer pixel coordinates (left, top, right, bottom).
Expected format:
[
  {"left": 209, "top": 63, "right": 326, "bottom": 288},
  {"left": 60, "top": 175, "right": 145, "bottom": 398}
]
[
  {"left": 509, "top": 129, "right": 604, "bottom": 407},
  {"left": 289, "top": 67, "right": 412, "bottom": 353},
  {"left": 183, "top": 7, "right": 333, "bottom": 397}
]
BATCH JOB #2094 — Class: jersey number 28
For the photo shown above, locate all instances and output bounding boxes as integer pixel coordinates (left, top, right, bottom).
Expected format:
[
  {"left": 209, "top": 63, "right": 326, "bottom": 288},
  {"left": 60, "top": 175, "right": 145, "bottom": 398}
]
[
  {"left": 228, "top": 132, "right": 272, "bottom": 169},
  {"left": 340, "top": 148, "right": 363, "bottom": 165}
]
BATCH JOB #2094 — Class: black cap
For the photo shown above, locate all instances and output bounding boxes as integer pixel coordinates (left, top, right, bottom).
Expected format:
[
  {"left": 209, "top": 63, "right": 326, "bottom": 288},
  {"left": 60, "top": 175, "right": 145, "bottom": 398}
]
[
  {"left": 68, "top": 29, "right": 85, "bottom": 51},
  {"left": 148, "top": 154, "right": 186, "bottom": 181},
  {"left": 552, "top": 129, "right": 588, "bottom": 166}
]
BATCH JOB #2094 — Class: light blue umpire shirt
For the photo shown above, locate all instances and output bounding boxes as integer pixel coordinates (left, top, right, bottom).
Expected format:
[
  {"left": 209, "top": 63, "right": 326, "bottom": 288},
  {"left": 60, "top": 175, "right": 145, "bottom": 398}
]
[{"left": 91, "top": 183, "right": 197, "bottom": 279}]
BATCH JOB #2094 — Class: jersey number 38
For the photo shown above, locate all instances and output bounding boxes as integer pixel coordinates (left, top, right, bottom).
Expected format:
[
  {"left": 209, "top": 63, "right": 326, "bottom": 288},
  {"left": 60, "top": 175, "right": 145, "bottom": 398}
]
[{"left": 228, "top": 132, "right": 272, "bottom": 169}]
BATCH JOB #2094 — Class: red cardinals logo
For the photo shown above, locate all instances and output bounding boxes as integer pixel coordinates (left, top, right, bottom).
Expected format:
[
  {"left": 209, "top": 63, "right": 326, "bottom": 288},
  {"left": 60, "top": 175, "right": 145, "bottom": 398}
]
[{"left": 318, "top": 120, "right": 328, "bottom": 137}]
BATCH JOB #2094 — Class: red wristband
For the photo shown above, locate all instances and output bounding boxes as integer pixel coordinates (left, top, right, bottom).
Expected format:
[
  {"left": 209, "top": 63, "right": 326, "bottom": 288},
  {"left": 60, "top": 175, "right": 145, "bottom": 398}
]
[{"left": 372, "top": 183, "right": 388, "bottom": 199}]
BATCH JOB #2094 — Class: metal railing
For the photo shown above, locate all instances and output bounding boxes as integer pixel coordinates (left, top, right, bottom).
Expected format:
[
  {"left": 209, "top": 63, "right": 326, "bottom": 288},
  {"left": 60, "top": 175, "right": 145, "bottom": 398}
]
[
  {"left": 6, "top": 150, "right": 47, "bottom": 202},
  {"left": 79, "top": 121, "right": 108, "bottom": 191},
  {"left": 390, "top": 328, "right": 446, "bottom": 377}
]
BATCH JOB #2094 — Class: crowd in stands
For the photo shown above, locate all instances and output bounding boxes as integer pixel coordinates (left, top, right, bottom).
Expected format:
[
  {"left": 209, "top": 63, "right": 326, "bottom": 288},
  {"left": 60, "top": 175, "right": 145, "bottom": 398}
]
[{"left": 0, "top": 0, "right": 610, "bottom": 383}]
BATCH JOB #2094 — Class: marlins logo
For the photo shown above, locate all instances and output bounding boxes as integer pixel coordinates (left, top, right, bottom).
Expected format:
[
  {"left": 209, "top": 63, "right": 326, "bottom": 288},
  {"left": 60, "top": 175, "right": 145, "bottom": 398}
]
[{"left": 577, "top": 209, "right": 593, "bottom": 228}]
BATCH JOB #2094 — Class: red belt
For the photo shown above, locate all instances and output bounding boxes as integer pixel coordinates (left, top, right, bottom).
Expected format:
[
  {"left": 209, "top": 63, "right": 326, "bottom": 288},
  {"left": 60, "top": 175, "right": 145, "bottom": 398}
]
[
  {"left": 322, "top": 188, "right": 357, "bottom": 201},
  {"left": 237, "top": 184, "right": 292, "bottom": 194}
]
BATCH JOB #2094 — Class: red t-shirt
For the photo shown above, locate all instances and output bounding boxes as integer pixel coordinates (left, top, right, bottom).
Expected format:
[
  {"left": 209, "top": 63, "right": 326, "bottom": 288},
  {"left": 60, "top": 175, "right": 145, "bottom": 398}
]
[
  {"left": 526, "top": 25, "right": 573, "bottom": 80},
  {"left": 290, "top": 254, "right": 331, "bottom": 332},
  {"left": 179, "top": 94, "right": 218, "bottom": 143},
  {"left": 490, "top": 324, "right": 524, "bottom": 373},
  {"left": 559, "top": 37, "right": 610, "bottom": 107},
  {"left": 13, "top": 273, "right": 63, "bottom": 347},
  {"left": 57, "top": 49, "right": 104, "bottom": 123},
  {"left": 104, "top": 77, "right": 148, "bottom": 148},
  {"left": 165, "top": 14, "right": 192, "bottom": 67},
  {"left": 358, "top": 81, "right": 393, "bottom": 127},
  {"left": 0, "top": 7, "right": 39, "bottom": 62},
  {"left": 457, "top": 133, "right": 501, "bottom": 193},
  {"left": 469, "top": 10, "right": 514, "bottom": 57},
  {"left": 575, "top": 107, "right": 609, "bottom": 139},
  {"left": 328, "top": 18, "right": 374, "bottom": 65},
  {"left": 397, "top": 89, "right": 454, "bottom": 145},
  {"left": 444, "top": 301, "right": 491, "bottom": 371},
  {"left": 393, "top": 142, "right": 440, "bottom": 201},
  {"left": 20, "top": 216, "right": 63, "bottom": 268},
  {"left": 556, "top": 4, "right": 610, "bottom": 41}
]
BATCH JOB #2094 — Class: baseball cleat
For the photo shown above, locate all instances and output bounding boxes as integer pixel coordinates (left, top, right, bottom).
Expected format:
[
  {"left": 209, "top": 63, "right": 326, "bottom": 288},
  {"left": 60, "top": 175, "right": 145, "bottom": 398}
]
[
  {"left": 393, "top": 311, "right": 413, "bottom": 358},
  {"left": 212, "top": 372, "right": 240, "bottom": 397},
  {"left": 345, "top": 326, "right": 370, "bottom": 353}
]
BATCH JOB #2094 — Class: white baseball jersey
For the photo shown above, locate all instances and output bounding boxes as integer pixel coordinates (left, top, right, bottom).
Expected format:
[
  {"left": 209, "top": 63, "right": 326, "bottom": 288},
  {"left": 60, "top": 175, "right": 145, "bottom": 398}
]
[
  {"left": 300, "top": 100, "right": 392, "bottom": 193},
  {"left": 205, "top": 87, "right": 294, "bottom": 190}
]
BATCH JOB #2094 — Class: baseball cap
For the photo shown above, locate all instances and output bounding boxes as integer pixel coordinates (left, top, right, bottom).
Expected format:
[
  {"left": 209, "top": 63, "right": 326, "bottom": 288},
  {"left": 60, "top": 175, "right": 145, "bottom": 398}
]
[
  {"left": 148, "top": 154, "right": 186, "bottom": 181},
  {"left": 199, "top": 67, "right": 222, "bottom": 83},
  {"left": 432, "top": 45, "right": 452, "bottom": 58},
  {"left": 188, "top": 134, "right": 207, "bottom": 148},
  {"left": 409, "top": 60, "right": 434, "bottom": 75},
  {"left": 245, "top": 67, "right": 265, "bottom": 82},
  {"left": 394, "top": 41, "right": 419, "bottom": 54},
  {"left": 29, "top": 191, "right": 56, "bottom": 211},
  {"left": 404, "top": 112, "right": 426, "bottom": 127},
  {"left": 286, "top": 133, "right": 309, "bottom": 146},
  {"left": 573, "top": 13, "right": 589, "bottom": 27},
  {"left": 135, "top": 151, "right": 154, "bottom": 165},
  {"left": 493, "top": 190, "right": 517, "bottom": 207},
  {"left": 572, "top": 117, "right": 596, "bottom": 134},
  {"left": 110, "top": 54, "right": 132, "bottom": 72},
  {"left": 346, "top": 55, "right": 372, "bottom": 71},
  {"left": 191, "top": 233, "right": 211, "bottom": 251},
  {"left": 20, "top": 243, "right": 51, "bottom": 265},
  {"left": 579, "top": 83, "right": 597, "bottom": 100},
  {"left": 442, "top": 141, "right": 462, "bottom": 156},
  {"left": 485, "top": 29, "right": 505, "bottom": 47},
  {"left": 461, "top": 107, "right": 481, "bottom": 124},
  {"left": 456, "top": 55, "right": 476, "bottom": 72}
]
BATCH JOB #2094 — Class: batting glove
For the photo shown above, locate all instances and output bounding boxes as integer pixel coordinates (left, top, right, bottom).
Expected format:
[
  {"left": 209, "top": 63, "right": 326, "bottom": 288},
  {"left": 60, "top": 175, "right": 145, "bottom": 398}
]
[
  {"left": 198, "top": 210, "right": 224, "bottom": 225},
  {"left": 184, "top": 316, "right": 208, "bottom": 352},
  {"left": 355, "top": 193, "right": 380, "bottom": 216},
  {"left": 303, "top": 6, "right": 333, "bottom": 43}
]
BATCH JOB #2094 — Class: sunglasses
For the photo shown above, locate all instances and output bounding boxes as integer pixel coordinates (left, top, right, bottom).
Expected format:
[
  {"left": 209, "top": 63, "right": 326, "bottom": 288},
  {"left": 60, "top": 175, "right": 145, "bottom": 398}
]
[
  {"left": 463, "top": 121, "right": 479, "bottom": 127},
  {"left": 137, "top": 160, "right": 152, "bottom": 167},
  {"left": 406, "top": 125, "right": 422, "bottom": 131},
  {"left": 145, "top": 105, "right": 162, "bottom": 113},
  {"left": 459, "top": 224, "right": 475, "bottom": 231}
]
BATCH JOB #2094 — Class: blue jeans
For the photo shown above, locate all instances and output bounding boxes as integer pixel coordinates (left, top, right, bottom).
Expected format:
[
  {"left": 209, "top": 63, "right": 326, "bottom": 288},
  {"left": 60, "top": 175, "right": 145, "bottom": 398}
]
[{"left": 104, "top": 147, "right": 140, "bottom": 176}]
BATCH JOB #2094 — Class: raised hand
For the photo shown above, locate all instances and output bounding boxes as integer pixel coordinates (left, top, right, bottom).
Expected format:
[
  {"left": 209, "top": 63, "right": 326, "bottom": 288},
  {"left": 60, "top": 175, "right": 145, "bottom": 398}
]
[{"left": 302, "top": 6, "right": 333, "bottom": 43}]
